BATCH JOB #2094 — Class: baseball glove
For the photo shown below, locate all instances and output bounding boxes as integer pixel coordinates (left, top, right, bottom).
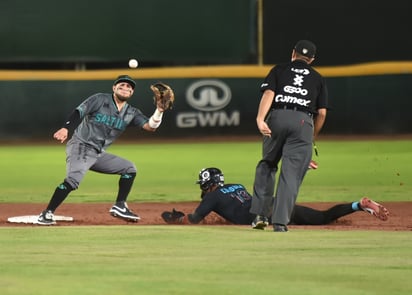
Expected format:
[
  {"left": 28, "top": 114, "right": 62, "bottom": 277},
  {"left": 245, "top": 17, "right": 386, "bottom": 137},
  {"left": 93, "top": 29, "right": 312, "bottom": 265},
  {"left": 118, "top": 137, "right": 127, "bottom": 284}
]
[
  {"left": 150, "top": 82, "right": 175, "bottom": 111},
  {"left": 161, "top": 208, "right": 185, "bottom": 224}
]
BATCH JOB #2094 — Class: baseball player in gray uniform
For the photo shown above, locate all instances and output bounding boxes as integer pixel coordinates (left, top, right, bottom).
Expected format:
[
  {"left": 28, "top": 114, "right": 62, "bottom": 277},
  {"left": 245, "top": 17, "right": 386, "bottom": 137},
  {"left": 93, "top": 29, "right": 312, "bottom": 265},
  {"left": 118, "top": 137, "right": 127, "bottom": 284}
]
[
  {"left": 250, "top": 40, "right": 328, "bottom": 232},
  {"left": 38, "top": 75, "right": 166, "bottom": 225}
]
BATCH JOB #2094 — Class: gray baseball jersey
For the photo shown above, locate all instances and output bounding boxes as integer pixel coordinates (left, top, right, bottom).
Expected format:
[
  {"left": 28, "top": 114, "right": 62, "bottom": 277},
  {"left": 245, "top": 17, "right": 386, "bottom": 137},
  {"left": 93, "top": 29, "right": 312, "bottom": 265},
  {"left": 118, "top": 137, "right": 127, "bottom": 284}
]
[
  {"left": 72, "top": 93, "right": 149, "bottom": 152},
  {"left": 63, "top": 93, "right": 149, "bottom": 189}
]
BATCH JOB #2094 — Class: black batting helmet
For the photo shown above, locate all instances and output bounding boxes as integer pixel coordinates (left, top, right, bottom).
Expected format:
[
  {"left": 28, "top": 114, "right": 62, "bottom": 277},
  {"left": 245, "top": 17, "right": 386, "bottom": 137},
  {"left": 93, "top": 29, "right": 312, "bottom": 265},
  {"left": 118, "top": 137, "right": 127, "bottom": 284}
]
[{"left": 196, "top": 167, "right": 224, "bottom": 191}]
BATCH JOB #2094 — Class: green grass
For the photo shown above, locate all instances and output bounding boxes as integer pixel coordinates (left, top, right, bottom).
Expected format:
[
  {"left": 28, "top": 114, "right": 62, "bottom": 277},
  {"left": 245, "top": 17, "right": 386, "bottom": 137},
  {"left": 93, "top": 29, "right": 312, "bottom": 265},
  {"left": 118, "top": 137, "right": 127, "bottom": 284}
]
[
  {"left": 1, "top": 226, "right": 411, "bottom": 295},
  {"left": 0, "top": 140, "right": 411, "bottom": 294},
  {"left": 0, "top": 140, "right": 410, "bottom": 203}
]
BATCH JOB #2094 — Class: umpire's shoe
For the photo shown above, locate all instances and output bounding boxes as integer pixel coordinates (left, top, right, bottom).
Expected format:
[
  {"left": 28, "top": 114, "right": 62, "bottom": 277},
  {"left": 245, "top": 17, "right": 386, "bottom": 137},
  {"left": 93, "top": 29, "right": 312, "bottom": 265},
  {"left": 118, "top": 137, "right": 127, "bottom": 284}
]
[
  {"left": 273, "top": 224, "right": 288, "bottom": 232},
  {"left": 252, "top": 215, "right": 269, "bottom": 230},
  {"left": 109, "top": 202, "right": 140, "bottom": 222},
  {"left": 37, "top": 210, "right": 56, "bottom": 225}
]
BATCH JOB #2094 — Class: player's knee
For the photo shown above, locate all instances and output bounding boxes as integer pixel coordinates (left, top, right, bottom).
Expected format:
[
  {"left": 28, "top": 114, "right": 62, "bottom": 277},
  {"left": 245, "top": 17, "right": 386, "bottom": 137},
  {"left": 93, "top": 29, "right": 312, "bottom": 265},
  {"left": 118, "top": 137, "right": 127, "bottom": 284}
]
[
  {"left": 124, "top": 164, "right": 137, "bottom": 175},
  {"left": 64, "top": 179, "right": 78, "bottom": 190},
  {"left": 259, "top": 159, "right": 277, "bottom": 170}
]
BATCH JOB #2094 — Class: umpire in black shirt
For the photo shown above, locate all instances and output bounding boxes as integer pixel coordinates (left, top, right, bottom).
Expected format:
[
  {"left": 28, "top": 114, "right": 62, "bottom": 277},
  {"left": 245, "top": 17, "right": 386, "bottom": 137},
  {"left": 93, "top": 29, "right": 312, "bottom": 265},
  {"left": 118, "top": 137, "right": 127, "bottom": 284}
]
[{"left": 250, "top": 40, "right": 328, "bottom": 232}]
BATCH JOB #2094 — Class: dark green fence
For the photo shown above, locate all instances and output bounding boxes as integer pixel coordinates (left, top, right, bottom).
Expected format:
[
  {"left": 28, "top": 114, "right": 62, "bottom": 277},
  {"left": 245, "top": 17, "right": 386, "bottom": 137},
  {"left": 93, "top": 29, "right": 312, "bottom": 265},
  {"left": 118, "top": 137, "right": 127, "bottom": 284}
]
[
  {"left": 1, "top": 0, "right": 410, "bottom": 67},
  {"left": 262, "top": 0, "right": 412, "bottom": 65},
  {"left": 0, "top": 70, "right": 410, "bottom": 140},
  {"left": 0, "top": 0, "right": 255, "bottom": 65}
]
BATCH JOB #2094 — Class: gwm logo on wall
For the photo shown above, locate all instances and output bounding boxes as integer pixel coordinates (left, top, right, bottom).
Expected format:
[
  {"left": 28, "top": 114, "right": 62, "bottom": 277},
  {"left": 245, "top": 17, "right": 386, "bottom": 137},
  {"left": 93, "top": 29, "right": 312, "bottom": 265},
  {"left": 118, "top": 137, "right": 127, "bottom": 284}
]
[
  {"left": 177, "top": 80, "right": 240, "bottom": 128},
  {"left": 186, "top": 80, "right": 232, "bottom": 111}
]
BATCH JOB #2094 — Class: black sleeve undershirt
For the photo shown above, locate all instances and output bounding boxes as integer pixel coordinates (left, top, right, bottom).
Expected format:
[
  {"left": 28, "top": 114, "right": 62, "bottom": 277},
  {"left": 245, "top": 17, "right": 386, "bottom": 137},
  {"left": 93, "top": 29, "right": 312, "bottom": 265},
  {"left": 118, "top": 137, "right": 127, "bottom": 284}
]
[{"left": 62, "top": 109, "right": 82, "bottom": 135}]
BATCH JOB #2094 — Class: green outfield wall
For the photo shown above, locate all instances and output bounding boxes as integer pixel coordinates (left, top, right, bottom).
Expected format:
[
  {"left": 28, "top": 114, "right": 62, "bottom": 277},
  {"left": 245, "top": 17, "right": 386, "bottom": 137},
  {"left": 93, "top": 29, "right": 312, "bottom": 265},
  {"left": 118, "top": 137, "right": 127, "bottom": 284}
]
[{"left": 0, "top": 63, "right": 411, "bottom": 140}]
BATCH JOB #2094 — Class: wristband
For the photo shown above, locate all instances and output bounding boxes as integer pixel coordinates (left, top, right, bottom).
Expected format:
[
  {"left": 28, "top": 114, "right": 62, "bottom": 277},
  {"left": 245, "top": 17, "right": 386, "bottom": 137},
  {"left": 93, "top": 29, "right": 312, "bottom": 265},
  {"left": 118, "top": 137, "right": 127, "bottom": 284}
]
[{"left": 148, "top": 109, "right": 163, "bottom": 128}]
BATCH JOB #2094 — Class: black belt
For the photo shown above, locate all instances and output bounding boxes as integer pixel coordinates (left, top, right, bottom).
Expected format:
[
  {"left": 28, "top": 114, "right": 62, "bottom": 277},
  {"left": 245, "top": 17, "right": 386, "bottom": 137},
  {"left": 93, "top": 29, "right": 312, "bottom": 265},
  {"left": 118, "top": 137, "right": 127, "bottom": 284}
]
[{"left": 273, "top": 105, "right": 313, "bottom": 118}]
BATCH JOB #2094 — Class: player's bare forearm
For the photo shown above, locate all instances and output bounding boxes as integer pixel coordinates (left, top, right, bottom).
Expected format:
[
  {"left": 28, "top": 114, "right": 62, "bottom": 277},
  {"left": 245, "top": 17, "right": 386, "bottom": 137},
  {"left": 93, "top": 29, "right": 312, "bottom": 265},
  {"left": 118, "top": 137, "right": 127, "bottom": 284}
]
[
  {"left": 256, "top": 90, "right": 274, "bottom": 136},
  {"left": 257, "top": 90, "right": 274, "bottom": 121},
  {"left": 313, "top": 108, "right": 327, "bottom": 140},
  {"left": 142, "top": 123, "right": 157, "bottom": 132}
]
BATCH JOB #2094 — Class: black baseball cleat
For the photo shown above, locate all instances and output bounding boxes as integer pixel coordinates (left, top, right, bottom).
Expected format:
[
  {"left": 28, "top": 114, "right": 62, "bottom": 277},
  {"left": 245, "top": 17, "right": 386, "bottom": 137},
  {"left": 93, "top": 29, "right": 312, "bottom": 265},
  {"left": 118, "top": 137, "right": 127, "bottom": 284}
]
[
  {"left": 273, "top": 224, "right": 288, "bottom": 232},
  {"left": 109, "top": 202, "right": 140, "bottom": 222},
  {"left": 252, "top": 215, "right": 269, "bottom": 230},
  {"left": 37, "top": 210, "right": 56, "bottom": 225}
]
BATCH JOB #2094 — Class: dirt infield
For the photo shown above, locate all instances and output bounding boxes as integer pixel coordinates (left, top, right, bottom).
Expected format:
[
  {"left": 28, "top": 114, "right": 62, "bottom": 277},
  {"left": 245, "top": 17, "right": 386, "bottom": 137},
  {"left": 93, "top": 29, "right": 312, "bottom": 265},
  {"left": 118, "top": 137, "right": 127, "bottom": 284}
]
[{"left": 0, "top": 201, "right": 411, "bottom": 231}]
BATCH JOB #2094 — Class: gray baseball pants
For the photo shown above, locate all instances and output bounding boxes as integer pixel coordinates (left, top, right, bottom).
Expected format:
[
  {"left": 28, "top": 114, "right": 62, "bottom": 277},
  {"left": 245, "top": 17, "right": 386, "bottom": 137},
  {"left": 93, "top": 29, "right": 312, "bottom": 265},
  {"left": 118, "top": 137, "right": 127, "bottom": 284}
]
[
  {"left": 64, "top": 140, "right": 137, "bottom": 190},
  {"left": 250, "top": 109, "right": 313, "bottom": 225}
]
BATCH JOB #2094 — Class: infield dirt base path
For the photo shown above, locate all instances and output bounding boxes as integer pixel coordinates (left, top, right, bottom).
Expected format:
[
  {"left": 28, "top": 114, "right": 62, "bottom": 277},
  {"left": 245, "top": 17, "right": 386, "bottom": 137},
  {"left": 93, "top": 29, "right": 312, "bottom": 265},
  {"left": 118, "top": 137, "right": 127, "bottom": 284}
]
[{"left": 0, "top": 202, "right": 411, "bottom": 231}]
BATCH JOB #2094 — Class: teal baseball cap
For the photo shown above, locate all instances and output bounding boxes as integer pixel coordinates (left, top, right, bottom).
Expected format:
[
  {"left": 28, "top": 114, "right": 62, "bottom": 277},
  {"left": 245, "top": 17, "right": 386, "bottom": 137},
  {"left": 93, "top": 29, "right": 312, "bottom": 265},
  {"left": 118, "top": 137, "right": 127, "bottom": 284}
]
[{"left": 113, "top": 75, "right": 136, "bottom": 89}]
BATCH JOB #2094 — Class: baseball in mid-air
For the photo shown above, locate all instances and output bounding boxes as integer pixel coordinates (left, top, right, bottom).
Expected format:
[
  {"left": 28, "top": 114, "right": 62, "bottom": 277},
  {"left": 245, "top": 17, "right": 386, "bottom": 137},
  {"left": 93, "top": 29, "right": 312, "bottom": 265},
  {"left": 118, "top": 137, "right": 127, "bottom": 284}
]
[{"left": 128, "top": 59, "right": 138, "bottom": 68}]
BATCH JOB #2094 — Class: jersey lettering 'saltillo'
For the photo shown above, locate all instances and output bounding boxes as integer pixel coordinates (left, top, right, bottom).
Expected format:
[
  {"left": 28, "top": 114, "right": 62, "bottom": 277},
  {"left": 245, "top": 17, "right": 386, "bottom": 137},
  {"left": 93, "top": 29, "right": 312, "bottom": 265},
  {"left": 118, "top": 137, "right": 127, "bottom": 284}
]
[
  {"left": 94, "top": 113, "right": 126, "bottom": 130},
  {"left": 74, "top": 93, "right": 148, "bottom": 152}
]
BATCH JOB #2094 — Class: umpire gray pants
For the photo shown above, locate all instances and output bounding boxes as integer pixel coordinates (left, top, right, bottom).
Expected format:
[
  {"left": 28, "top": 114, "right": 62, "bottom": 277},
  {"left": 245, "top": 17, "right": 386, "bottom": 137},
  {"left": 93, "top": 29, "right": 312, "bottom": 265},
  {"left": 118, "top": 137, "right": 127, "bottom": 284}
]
[{"left": 250, "top": 109, "right": 313, "bottom": 225}]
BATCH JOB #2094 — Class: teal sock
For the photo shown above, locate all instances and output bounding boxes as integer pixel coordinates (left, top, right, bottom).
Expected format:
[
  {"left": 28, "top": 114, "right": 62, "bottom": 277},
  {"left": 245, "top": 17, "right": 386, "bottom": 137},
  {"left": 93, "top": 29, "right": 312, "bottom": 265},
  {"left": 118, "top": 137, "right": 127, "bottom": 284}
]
[{"left": 352, "top": 201, "right": 361, "bottom": 211}]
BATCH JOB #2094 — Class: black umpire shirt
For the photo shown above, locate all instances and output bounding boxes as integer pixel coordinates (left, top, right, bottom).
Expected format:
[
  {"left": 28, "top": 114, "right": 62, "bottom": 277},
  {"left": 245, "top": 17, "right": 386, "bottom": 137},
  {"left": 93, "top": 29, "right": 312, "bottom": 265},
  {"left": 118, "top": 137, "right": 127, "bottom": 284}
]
[{"left": 261, "top": 60, "right": 328, "bottom": 115}]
